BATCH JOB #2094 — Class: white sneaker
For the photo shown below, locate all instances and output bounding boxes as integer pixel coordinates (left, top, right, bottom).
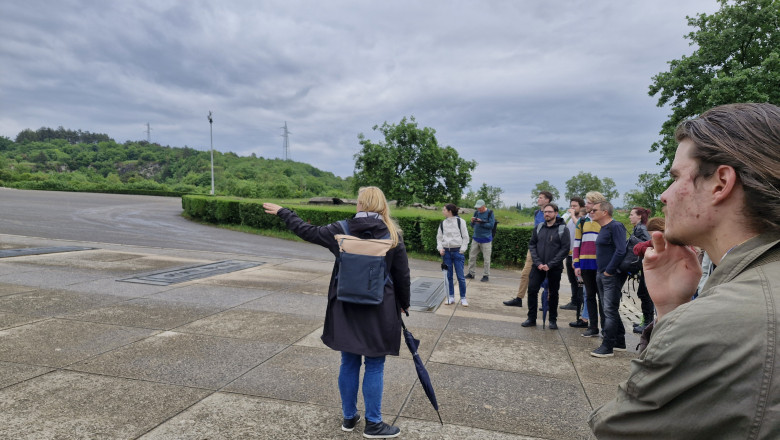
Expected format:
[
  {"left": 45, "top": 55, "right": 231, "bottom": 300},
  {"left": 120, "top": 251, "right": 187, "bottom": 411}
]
[
  {"left": 460, "top": 298, "right": 468, "bottom": 307},
  {"left": 446, "top": 296, "right": 455, "bottom": 305}
]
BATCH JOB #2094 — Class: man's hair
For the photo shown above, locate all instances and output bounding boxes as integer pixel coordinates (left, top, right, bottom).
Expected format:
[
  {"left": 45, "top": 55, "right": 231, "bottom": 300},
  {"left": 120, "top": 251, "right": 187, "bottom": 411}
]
[
  {"left": 544, "top": 203, "right": 559, "bottom": 213},
  {"left": 444, "top": 203, "right": 458, "bottom": 216},
  {"left": 570, "top": 196, "right": 585, "bottom": 208},
  {"left": 675, "top": 103, "right": 780, "bottom": 233},
  {"left": 647, "top": 217, "right": 666, "bottom": 233},
  {"left": 596, "top": 201, "right": 614, "bottom": 216},
  {"left": 539, "top": 191, "right": 554, "bottom": 202},
  {"left": 585, "top": 191, "right": 606, "bottom": 205}
]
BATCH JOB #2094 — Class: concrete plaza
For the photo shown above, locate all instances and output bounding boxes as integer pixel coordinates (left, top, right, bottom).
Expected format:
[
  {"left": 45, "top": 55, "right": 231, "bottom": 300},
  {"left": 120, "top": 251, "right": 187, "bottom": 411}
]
[{"left": 0, "top": 233, "right": 644, "bottom": 439}]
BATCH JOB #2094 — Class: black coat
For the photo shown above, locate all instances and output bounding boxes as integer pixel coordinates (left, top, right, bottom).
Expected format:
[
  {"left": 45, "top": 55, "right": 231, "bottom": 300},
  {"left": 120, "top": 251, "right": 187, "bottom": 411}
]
[
  {"left": 529, "top": 217, "right": 570, "bottom": 269},
  {"left": 278, "top": 208, "right": 411, "bottom": 357}
]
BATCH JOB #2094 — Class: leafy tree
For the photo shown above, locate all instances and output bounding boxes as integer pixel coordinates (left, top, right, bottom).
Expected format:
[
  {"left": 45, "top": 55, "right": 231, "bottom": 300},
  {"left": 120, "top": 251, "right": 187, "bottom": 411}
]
[
  {"left": 352, "top": 116, "right": 476, "bottom": 206},
  {"left": 462, "top": 183, "right": 504, "bottom": 209},
  {"left": 623, "top": 172, "right": 666, "bottom": 214},
  {"left": 564, "top": 171, "right": 619, "bottom": 202},
  {"left": 531, "top": 180, "right": 560, "bottom": 202},
  {"left": 649, "top": 0, "right": 780, "bottom": 170}
]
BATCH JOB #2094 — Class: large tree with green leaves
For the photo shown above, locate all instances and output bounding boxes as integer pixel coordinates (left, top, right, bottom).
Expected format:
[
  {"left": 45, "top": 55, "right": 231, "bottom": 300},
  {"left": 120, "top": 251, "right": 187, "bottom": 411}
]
[
  {"left": 531, "top": 180, "right": 560, "bottom": 203},
  {"left": 352, "top": 116, "right": 476, "bottom": 206},
  {"left": 623, "top": 172, "right": 666, "bottom": 214},
  {"left": 564, "top": 172, "right": 619, "bottom": 202},
  {"left": 462, "top": 183, "right": 504, "bottom": 209},
  {"left": 649, "top": 0, "right": 780, "bottom": 170}
]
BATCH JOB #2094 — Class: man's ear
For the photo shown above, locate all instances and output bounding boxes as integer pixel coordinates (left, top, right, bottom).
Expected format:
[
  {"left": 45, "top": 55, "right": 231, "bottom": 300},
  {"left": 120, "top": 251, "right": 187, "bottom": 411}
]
[{"left": 711, "top": 165, "right": 739, "bottom": 205}]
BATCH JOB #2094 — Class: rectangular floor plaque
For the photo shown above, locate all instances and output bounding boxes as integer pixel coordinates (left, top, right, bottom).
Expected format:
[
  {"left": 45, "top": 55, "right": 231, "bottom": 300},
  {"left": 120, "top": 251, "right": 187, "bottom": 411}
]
[
  {"left": 0, "top": 246, "right": 96, "bottom": 258},
  {"left": 408, "top": 276, "right": 446, "bottom": 312},
  {"left": 119, "top": 260, "right": 264, "bottom": 286}
]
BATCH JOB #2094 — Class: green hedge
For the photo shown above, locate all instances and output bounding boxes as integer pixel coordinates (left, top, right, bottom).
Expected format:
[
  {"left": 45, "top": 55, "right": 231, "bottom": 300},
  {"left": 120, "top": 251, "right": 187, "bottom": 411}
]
[{"left": 182, "top": 195, "right": 534, "bottom": 266}]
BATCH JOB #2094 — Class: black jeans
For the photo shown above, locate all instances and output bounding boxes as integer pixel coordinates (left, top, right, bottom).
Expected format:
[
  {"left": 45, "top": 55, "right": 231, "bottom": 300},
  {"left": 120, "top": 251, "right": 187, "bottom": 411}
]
[
  {"left": 597, "top": 272, "right": 625, "bottom": 349},
  {"left": 565, "top": 256, "right": 583, "bottom": 317},
  {"left": 582, "top": 269, "right": 602, "bottom": 330},
  {"left": 636, "top": 273, "right": 655, "bottom": 324},
  {"left": 527, "top": 264, "right": 563, "bottom": 322}
]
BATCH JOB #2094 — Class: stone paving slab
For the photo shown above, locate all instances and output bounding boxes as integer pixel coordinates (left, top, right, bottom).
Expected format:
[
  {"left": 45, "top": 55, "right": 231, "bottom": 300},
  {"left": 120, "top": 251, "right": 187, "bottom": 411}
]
[
  {"left": 0, "top": 361, "right": 53, "bottom": 388},
  {"left": 237, "top": 291, "right": 329, "bottom": 319},
  {"left": 402, "top": 362, "right": 594, "bottom": 440},
  {"left": 0, "top": 311, "right": 44, "bottom": 330},
  {"left": 144, "top": 284, "right": 275, "bottom": 307},
  {"left": 0, "top": 370, "right": 211, "bottom": 439},
  {"left": 0, "top": 266, "right": 108, "bottom": 289},
  {"left": 0, "top": 318, "right": 156, "bottom": 368},
  {"left": 175, "top": 309, "right": 324, "bottom": 343},
  {"left": 70, "top": 331, "right": 286, "bottom": 389},
  {"left": 139, "top": 392, "right": 356, "bottom": 440},
  {"left": 0, "top": 288, "right": 125, "bottom": 318},
  {"left": 0, "top": 282, "right": 36, "bottom": 297},
  {"left": 431, "top": 331, "right": 577, "bottom": 381},
  {"left": 65, "top": 297, "right": 222, "bottom": 330},
  {"left": 63, "top": 277, "right": 173, "bottom": 298}
]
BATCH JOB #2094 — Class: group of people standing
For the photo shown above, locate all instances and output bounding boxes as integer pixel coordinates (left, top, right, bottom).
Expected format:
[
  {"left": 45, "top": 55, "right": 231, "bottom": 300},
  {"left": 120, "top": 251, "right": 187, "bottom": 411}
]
[{"left": 261, "top": 103, "right": 779, "bottom": 439}]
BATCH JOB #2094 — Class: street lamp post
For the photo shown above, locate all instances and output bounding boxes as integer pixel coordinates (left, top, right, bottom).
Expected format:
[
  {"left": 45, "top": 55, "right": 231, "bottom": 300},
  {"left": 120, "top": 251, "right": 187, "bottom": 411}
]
[{"left": 208, "top": 111, "right": 214, "bottom": 195}]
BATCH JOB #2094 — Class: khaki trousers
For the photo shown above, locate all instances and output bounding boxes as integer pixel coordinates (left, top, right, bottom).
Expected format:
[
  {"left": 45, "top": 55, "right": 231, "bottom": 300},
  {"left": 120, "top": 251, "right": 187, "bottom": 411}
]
[
  {"left": 516, "top": 250, "right": 533, "bottom": 299},
  {"left": 467, "top": 239, "right": 491, "bottom": 277}
]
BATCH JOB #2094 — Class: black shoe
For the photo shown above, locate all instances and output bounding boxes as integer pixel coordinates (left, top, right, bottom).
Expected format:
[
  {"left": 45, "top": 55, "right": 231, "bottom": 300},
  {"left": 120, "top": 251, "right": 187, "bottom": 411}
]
[
  {"left": 569, "top": 319, "right": 588, "bottom": 328},
  {"left": 560, "top": 302, "right": 577, "bottom": 310},
  {"left": 614, "top": 339, "right": 627, "bottom": 351},
  {"left": 582, "top": 328, "right": 600, "bottom": 338},
  {"left": 590, "top": 344, "right": 614, "bottom": 358},
  {"left": 539, "top": 307, "right": 544, "bottom": 311},
  {"left": 521, "top": 319, "right": 537, "bottom": 327},
  {"left": 363, "top": 421, "right": 400, "bottom": 438},
  {"left": 503, "top": 298, "right": 523, "bottom": 307},
  {"left": 342, "top": 414, "right": 360, "bottom": 432},
  {"left": 480, "top": 276, "right": 489, "bottom": 282},
  {"left": 633, "top": 324, "right": 646, "bottom": 334},
  {"left": 548, "top": 320, "right": 558, "bottom": 330},
  {"left": 465, "top": 273, "right": 474, "bottom": 279}
]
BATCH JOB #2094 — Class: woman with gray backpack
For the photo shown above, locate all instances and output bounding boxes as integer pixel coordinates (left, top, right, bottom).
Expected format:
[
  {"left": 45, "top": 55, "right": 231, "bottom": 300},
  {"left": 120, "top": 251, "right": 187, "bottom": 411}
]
[{"left": 263, "top": 186, "right": 410, "bottom": 439}]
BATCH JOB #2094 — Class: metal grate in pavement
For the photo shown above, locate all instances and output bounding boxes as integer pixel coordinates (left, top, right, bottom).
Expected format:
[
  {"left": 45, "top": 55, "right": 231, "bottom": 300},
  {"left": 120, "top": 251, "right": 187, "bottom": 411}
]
[
  {"left": 0, "top": 246, "right": 96, "bottom": 258},
  {"left": 119, "top": 260, "right": 264, "bottom": 286}
]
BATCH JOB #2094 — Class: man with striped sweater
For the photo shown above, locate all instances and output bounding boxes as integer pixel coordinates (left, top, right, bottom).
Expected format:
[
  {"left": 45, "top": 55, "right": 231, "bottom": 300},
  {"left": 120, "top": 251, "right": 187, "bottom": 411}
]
[{"left": 573, "top": 191, "right": 606, "bottom": 338}]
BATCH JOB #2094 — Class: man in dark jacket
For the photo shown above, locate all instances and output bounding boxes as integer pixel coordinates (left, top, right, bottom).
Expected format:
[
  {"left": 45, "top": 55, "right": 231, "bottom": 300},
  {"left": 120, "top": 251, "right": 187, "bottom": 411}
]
[{"left": 521, "top": 203, "right": 570, "bottom": 329}]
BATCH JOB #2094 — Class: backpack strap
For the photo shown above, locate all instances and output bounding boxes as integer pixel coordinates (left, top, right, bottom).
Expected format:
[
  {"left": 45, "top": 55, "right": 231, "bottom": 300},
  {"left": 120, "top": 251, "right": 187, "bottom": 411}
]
[
  {"left": 536, "top": 222, "right": 566, "bottom": 238},
  {"left": 337, "top": 220, "right": 350, "bottom": 236}
]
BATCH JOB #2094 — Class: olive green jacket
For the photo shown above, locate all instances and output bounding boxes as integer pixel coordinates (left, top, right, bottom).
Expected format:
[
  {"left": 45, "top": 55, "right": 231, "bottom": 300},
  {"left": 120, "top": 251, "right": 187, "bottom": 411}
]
[{"left": 589, "top": 232, "right": 780, "bottom": 439}]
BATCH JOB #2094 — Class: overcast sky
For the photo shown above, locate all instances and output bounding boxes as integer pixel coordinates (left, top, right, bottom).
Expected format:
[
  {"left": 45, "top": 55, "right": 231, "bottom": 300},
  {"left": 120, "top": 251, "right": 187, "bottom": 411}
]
[{"left": 0, "top": 0, "right": 721, "bottom": 206}]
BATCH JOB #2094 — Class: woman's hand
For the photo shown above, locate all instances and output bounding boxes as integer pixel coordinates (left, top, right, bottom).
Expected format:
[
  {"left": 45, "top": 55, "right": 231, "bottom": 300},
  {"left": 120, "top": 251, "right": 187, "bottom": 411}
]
[
  {"left": 643, "top": 231, "right": 702, "bottom": 321},
  {"left": 263, "top": 203, "right": 283, "bottom": 215}
]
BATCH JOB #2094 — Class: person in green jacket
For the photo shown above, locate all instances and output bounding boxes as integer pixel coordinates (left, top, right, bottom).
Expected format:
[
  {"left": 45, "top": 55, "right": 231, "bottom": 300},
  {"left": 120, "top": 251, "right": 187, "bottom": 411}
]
[{"left": 589, "top": 103, "right": 780, "bottom": 439}]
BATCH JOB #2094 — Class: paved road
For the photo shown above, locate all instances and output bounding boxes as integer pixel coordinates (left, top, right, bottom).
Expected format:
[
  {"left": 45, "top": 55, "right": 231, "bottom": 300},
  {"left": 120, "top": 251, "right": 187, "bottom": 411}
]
[{"left": 0, "top": 188, "right": 333, "bottom": 260}]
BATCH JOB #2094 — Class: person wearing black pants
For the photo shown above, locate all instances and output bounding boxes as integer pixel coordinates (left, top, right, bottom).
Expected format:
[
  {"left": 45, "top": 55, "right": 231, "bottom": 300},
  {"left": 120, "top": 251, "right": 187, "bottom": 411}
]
[
  {"left": 520, "top": 203, "right": 570, "bottom": 329},
  {"left": 581, "top": 268, "right": 602, "bottom": 334}
]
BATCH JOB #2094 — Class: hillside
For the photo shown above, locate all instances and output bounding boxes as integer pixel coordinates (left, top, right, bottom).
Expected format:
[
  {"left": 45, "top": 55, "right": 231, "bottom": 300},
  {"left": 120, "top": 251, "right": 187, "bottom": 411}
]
[{"left": 0, "top": 127, "right": 352, "bottom": 197}]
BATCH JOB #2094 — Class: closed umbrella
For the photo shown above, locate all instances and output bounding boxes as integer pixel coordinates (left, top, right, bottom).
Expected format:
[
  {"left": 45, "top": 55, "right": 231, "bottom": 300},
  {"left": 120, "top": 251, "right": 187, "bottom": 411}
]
[
  {"left": 441, "top": 262, "right": 450, "bottom": 303},
  {"left": 401, "top": 317, "right": 443, "bottom": 425}
]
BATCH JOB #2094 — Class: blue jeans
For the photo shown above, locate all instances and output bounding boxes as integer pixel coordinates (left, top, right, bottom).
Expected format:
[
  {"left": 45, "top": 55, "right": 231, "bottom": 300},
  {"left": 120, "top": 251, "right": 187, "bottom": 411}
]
[
  {"left": 596, "top": 272, "right": 624, "bottom": 348},
  {"left": 339, "top": 352, "right": 386, "bottom": 423},
  {"left": 443, "top": 250, "right": 466, "bottom": 298},
  {"left": 581, "top": 286, "right": 590, "bottom": 320}
]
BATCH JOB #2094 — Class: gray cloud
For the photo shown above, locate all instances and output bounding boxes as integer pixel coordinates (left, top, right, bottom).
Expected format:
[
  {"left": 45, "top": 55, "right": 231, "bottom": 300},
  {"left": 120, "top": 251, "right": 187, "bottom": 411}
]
[{"left": 0, "top": 0, "right": 720, "bottom": 205}]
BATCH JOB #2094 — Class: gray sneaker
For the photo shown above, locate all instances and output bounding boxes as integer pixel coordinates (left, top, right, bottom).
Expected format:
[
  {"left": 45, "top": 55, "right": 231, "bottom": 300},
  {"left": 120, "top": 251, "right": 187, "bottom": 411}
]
[{"left": 363, "top": 421, "right": 400, "bottom": 438}]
